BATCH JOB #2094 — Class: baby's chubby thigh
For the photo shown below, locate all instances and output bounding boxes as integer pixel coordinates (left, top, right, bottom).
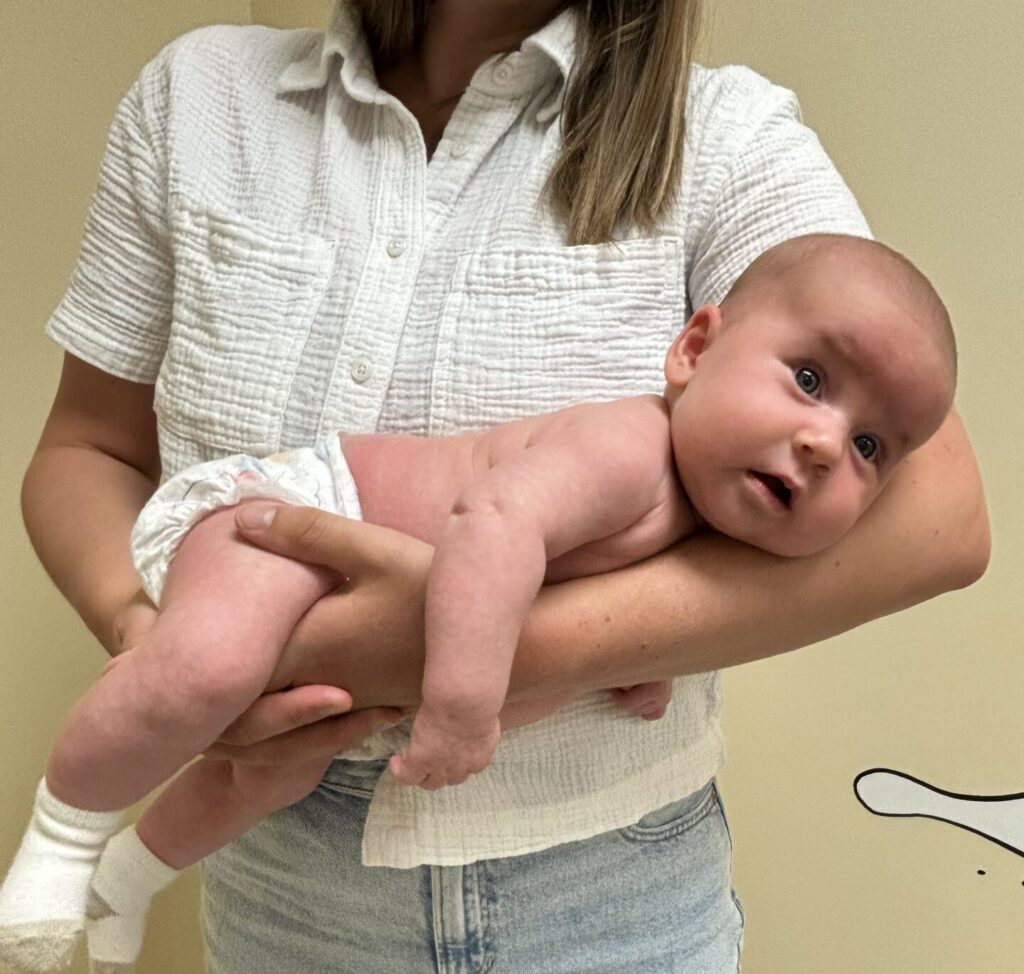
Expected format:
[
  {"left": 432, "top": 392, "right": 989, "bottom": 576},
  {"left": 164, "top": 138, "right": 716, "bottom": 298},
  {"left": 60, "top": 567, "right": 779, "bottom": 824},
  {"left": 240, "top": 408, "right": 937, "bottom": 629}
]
[
  {"left": 132, "top": 434, "right": 360, "bottom": 700},
  {"left": 229, "top": 431, "right": 398, "bottom": 703}
]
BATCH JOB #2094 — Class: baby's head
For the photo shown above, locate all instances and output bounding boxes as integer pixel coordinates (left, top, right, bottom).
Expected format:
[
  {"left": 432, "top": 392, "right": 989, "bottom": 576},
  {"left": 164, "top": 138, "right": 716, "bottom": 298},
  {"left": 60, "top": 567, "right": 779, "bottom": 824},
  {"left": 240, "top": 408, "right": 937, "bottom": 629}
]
[{"left": 664, "top": 234, "right": 956, "bottom": 557}]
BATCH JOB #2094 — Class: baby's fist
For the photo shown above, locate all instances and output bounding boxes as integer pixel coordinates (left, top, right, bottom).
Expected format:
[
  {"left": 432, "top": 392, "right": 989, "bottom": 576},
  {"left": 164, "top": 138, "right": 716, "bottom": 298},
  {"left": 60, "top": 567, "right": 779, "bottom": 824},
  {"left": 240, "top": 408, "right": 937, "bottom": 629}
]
[{"left": 389, "top": 709, "right": 500, "bottom": 791}]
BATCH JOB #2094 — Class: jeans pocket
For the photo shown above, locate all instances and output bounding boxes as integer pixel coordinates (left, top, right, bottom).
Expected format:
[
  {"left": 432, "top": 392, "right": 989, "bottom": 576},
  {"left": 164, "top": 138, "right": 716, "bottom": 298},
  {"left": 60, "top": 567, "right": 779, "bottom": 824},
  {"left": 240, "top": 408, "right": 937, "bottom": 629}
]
[
  {"left": 731, "top": 888, "right": 747, "bottom": 969},
  {"left": 617, "top": 778, "right": 718, "bottom": 843},
  {"left": 317, "top": 758, "right": 389, "bottom": 799}
]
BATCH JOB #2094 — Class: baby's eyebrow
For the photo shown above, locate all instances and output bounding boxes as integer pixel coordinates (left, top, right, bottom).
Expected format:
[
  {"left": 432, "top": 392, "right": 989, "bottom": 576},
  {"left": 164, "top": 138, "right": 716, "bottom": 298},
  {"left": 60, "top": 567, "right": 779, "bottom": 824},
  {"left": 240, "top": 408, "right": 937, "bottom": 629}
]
[
  {"left": 887, "top": 428, "right": 910, "bottom": 455},
  {"left": 818, "top": 328, "right": 866, "bottom": 377},
  {"left": 817, "top": 329, "right": 911, "bottom": 453}
]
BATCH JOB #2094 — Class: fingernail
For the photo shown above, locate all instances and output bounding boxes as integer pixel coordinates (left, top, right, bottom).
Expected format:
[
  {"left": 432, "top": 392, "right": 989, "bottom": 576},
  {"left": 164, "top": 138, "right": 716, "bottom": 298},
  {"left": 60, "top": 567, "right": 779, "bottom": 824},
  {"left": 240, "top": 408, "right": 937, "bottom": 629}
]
[{"left": 236, "top": 503, "right": 277, "bottom": 530}]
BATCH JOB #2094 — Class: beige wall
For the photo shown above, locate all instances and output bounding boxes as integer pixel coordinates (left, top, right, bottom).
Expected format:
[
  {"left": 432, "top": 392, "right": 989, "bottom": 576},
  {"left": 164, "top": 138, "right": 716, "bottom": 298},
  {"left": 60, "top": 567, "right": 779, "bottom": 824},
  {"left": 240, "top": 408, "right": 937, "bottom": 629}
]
[
  {"left": 704, "top": 3, "right": 1024, "bottom": 972},
  {"left": 2, "top": 6, "right": 250, "bottom": 973},
  {"left": 2, "top": 2, "right": 1021, "bottom": 972}
]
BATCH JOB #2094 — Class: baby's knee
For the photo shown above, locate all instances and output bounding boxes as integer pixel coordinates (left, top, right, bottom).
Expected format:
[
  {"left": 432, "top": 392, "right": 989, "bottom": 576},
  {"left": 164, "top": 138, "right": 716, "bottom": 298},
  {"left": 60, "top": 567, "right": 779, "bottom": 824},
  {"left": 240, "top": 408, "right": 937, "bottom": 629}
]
[{"left": 130, "top": 645, "right": 266, "bottom": 735}]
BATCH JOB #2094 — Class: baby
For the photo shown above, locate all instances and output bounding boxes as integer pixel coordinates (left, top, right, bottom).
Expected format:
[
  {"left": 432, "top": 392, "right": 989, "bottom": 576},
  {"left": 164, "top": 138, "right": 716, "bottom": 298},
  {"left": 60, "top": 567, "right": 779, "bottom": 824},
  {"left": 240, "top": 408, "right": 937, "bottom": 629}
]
[{"left": 0, "top": 234, "right": 957, "bottom": 973}]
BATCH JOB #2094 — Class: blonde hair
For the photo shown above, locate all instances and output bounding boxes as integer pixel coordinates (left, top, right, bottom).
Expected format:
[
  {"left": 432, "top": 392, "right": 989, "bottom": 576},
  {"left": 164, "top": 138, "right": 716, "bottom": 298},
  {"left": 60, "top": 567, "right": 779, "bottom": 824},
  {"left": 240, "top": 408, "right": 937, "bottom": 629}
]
[{"left": 350, "top": 0, "right": 704, "bottom": 245}]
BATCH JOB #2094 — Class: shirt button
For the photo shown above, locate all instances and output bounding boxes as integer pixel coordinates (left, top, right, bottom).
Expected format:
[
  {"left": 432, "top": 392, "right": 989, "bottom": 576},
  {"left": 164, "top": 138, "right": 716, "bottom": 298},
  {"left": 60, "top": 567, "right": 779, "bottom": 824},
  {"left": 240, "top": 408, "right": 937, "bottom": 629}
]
[
  {"left": 350, "top": 358, "right": 373, "bottom": 384},
  {"left": 450, "top": 142, "right": 468, "bottom": 159},
  {"left": 386, "top": 238, "right": 406, "bottom": 258},
  {"left": 493, "top": 63, "right": 513, "bottom": 84}
]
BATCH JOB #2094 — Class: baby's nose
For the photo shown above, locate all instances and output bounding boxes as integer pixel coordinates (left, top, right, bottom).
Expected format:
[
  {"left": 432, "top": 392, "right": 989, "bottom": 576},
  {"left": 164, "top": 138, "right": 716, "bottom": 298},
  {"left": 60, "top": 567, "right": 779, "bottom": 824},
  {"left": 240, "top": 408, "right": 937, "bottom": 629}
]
[{"left": 794, "top": 419, "right": 844, "bottom": 470}]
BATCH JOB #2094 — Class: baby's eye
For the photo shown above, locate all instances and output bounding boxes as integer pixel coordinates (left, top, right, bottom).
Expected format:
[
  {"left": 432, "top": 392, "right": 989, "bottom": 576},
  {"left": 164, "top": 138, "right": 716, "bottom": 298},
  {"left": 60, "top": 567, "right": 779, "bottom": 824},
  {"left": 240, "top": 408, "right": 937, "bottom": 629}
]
[
  {"left": 794, "top": 367, "right": 821, "bottom": 395},
  {"left": 853, "top": 435, "right": 879, "bottom": 461}
]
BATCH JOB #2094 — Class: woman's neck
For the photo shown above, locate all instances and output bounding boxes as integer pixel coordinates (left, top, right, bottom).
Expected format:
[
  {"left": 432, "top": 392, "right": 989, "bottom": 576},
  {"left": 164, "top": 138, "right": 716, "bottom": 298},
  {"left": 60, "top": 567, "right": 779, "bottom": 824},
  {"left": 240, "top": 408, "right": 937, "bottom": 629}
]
[
  {"left": 376, "top": 0, "right": 568, "bottom": 155},
  {"left": 418, "top": 0, "right": 566, "bottom": 97}
]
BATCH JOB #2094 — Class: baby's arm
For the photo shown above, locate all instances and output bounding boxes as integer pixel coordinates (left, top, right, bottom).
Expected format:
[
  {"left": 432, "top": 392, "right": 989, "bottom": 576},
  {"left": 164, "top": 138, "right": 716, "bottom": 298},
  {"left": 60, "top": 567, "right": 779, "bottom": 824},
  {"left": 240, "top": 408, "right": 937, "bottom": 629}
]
[{"left": 390, "top": 401, "right": 680, "bottom": 789}]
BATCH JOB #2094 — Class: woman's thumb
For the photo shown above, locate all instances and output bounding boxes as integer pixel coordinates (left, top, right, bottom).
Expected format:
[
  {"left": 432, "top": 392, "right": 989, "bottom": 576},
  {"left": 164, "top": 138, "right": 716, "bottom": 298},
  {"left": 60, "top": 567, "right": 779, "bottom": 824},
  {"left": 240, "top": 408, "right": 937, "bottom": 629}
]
[
  {"left": 234, "top": 501, "right": 370, "bottom": 574},
  {"left": 235, "top": 501, "right": 279, "bottom": 531}
]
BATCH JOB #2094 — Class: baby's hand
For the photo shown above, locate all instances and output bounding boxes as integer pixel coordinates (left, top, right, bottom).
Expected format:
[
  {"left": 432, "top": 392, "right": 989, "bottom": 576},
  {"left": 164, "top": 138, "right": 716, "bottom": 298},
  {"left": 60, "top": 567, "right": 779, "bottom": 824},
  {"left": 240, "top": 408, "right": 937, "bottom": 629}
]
[
  {"left": 111, "top": 587, "right": 159, "bottom": 654},
  {"left": 609, "top": 680, "right": 673, "bottom": 721},
  {"left": 103, "top": 588, "right": 160, "bottom": 675},
  {"left": 389, "top": 706, "right": 501, "bottom": 791}
]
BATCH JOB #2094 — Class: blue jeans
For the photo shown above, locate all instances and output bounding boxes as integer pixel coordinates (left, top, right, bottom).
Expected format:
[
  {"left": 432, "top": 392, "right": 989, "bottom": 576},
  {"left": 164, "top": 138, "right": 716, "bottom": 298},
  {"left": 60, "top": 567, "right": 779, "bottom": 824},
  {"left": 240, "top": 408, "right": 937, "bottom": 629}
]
[{"left": 202, "top": 759, "right": 745, "bottom": 973}]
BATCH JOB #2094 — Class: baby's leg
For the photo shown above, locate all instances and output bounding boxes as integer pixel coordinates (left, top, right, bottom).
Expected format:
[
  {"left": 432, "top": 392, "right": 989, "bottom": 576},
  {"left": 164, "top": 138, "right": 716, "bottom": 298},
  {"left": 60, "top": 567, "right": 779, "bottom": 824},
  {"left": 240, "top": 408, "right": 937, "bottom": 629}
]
[
  {"left": 0, "top": 513, "right": 323, "bottom": 974},
  {"left": 45, "top": 504, "right": 329, "bottom": 810},
  {"left": 87, "top": 754, "right": 333, "bottom": 972},
  {"left": 0, "top": 442, "right": 351, "bottom": 972}
]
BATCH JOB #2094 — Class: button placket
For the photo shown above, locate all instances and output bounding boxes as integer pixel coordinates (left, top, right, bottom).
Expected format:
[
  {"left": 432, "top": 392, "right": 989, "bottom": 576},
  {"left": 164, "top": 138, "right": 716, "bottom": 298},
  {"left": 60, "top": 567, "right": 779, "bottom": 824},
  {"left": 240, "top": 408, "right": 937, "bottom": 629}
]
[
  {"left": 323, "top": 110, "right": 428, "bottom": 434},
  {"left": 350, "top": 357, "right": 373, "bottom": 384},
  {"left": 424, "top": 88, "right": 528, "bottom": 232}
]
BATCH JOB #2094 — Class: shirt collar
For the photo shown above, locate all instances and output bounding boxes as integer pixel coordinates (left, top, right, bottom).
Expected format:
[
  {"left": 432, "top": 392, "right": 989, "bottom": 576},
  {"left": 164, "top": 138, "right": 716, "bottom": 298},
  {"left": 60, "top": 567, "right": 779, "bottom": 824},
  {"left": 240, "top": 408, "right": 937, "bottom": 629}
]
[
  {"left": 522, "top": 7, "right": 577, "bottom": 121},
  {"left": 276, "top": 2, "right": 370, "bottom": 96},
  {"left": 277, "top": 1, "right": 578, "bottom": 121}
]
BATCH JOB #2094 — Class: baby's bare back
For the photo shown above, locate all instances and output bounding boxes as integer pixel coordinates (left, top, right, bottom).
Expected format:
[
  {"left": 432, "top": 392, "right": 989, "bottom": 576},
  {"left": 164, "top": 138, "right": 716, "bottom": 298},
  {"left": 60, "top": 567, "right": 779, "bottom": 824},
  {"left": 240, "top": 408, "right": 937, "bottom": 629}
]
[{"left": 340, "top": 395, "right": 696, "bottom": 579}]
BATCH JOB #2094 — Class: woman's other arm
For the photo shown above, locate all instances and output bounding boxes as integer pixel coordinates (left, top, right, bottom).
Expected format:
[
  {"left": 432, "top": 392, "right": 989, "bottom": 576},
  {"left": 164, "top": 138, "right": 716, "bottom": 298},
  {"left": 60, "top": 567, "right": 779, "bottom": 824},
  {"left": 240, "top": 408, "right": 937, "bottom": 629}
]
[{"left": 21, "top": 354, "right": 161, "bottom": 654}]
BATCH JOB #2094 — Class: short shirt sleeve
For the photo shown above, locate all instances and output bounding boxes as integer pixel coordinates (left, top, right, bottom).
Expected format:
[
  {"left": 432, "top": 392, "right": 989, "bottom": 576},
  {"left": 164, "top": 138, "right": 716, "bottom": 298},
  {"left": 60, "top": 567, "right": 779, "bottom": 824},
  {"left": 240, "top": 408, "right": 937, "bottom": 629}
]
[
  {"left": 684, "top": 66, "right": 873, "bottom": 309},
  {"left": 46, "top": 55, "right": 173, "bottom": 383}
]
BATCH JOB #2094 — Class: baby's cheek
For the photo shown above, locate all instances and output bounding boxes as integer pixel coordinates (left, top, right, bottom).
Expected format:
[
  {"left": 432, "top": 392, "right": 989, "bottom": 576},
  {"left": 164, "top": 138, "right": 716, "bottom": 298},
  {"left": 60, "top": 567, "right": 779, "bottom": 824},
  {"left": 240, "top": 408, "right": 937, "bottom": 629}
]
[{"left": 795, "top": 501, "right": 865, "bottom": 556}]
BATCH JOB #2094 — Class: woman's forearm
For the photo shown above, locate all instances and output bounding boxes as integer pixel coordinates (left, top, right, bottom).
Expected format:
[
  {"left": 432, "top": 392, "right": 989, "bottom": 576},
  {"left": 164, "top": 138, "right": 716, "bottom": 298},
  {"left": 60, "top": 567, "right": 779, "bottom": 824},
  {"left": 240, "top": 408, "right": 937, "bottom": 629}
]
[
  {"left": 264, "top": 412, "right": 987, "bottom": 711},
  {"left": 21, "top": 445, "right": 156, "bottom": 654},
  {"left": 510, "top": 411, "right": 989, "bottom": 697}
]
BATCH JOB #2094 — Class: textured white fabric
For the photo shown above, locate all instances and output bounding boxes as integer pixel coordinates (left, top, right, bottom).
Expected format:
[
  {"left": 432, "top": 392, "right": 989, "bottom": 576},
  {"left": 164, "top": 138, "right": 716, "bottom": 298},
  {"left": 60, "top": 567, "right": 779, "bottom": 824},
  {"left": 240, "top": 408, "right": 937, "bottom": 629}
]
[{"left": 46, "top": 1, "right": 870, "bottom": 866}]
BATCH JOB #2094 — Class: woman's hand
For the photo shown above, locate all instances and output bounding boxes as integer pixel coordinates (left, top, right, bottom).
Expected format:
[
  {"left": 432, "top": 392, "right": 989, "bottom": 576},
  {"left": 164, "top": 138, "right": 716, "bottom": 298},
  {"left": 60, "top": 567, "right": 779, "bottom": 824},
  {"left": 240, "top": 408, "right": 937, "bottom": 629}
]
[
  {"left": 203, "top": 686, "right": 403, "bottom": 766},
  {"left": 110, "top": 576, "right": 404, "bottom": 768},
  {"left": 230, "top": 504, "right": 583, "bottom": 727},
  {"left": 234, "top": 503, "right": 434, "bottom": 710}
]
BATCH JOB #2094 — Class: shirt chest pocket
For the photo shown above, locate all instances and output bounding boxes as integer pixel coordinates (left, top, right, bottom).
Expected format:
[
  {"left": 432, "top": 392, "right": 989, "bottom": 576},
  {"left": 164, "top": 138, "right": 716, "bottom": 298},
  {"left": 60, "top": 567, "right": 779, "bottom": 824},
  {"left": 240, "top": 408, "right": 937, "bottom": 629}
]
[
  {"left": 428, "top": 238, "right": 685, "bottom": 435},
  {"left": 155, "top": 202, "right": 336, "bottom": 461}
]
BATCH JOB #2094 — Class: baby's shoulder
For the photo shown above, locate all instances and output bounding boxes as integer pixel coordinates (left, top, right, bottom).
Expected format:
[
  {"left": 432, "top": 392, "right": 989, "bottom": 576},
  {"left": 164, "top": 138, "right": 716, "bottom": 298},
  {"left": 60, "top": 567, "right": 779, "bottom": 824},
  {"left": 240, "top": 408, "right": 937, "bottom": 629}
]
[
  {"left": 538, "top": 395, "right": 668, "bottom": 439},
  {"left": 479, "top": 397, "right": 670, "bottom": 479},
  {"left": 532, "top": 396, "right": 675, "bottom": 488},
  {"left": 563, "top": 396, "right": 672, "bottom": 457}
]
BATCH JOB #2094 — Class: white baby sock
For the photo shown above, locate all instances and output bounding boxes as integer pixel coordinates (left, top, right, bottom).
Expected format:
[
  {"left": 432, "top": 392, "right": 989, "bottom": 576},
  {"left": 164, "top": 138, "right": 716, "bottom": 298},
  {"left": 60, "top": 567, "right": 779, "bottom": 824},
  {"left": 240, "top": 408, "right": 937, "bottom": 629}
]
[
  {"left": 85, "top": 826, "right": 179, "bottom": 974},
  {"left": 0, "top": 778, "right": 123, "bottom": 972}
]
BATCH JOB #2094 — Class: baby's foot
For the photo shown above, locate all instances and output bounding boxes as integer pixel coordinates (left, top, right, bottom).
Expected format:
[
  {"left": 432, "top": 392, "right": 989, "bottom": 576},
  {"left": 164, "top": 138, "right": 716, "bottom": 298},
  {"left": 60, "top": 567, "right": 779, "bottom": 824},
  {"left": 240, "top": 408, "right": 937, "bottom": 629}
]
[
  {"left": 389, "top": 708, "right": 501, "bottom": 790},
  {"left": 85, "top": 826, "right": 179, "bottom": 974},
  {"left": 0, "top": 780, "right": 122, "bottom": 972}
]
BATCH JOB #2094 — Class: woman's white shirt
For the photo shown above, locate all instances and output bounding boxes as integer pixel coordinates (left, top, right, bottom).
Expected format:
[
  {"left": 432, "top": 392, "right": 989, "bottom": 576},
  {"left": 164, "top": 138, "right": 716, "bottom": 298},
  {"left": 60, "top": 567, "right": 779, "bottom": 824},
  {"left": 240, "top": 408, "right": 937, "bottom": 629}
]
[{"left": 46, "top": 2, "right": 869, "bottom": 867}]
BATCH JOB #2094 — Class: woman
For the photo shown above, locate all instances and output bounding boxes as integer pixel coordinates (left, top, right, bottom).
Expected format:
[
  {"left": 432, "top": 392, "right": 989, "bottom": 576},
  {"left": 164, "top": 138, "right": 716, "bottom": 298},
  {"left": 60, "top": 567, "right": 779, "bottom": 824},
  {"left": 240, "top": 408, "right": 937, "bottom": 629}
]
[{"left": 23, "top": 0, "right": 988, "bottom": 970}]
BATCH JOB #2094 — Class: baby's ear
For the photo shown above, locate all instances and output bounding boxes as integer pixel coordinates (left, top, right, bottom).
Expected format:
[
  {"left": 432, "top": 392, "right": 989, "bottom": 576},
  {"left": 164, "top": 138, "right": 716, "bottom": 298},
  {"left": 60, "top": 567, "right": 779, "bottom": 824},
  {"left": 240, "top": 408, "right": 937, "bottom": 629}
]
[{"left": 664, "top": 304, "right": 721, "bottom": 388}]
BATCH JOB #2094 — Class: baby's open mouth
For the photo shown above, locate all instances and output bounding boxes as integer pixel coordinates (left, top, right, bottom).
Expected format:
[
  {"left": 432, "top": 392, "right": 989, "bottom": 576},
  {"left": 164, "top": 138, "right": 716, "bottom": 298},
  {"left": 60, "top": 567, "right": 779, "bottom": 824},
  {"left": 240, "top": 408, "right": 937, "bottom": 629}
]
[{"left": 750, "top": 471, "right": 792, "bottom": 509}]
